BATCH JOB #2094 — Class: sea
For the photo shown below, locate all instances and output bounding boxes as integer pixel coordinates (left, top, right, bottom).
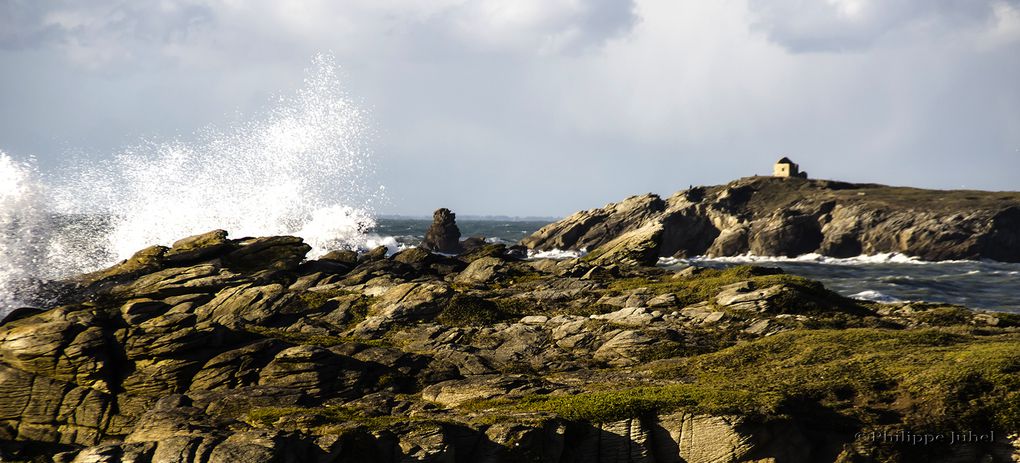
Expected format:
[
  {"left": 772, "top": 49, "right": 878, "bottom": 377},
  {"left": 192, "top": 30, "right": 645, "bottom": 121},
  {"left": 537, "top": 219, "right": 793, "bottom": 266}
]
[
  {"left": 2, "top": 54, "right": 1018, "bottom": 315},
  {"left": 384, "top": 219, "right": 1020, "bottom": 313}
]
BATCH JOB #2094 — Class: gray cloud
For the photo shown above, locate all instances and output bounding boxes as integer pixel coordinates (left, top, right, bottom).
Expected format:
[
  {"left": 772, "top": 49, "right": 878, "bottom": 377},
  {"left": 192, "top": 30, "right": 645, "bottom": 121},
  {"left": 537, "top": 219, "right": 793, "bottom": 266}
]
[
  {"left": 0, "top": 1, "right": 215, "bottom": 66},
  {"left": 747, "top": 0, "right": 1018, "bottom": 52}
]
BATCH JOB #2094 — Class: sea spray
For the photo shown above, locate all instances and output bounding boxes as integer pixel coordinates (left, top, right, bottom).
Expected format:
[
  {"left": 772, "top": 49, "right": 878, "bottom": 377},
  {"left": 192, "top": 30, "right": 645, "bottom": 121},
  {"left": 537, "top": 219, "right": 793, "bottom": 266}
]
[
  {"left": 0, "top": 153, "right": 49, "bottom": 309},
  {"left": 51, "top": 53, "right": 384, "bottom": 261},
  {"left": 0, "top": 54, "right": 384, "bottom": 313}
]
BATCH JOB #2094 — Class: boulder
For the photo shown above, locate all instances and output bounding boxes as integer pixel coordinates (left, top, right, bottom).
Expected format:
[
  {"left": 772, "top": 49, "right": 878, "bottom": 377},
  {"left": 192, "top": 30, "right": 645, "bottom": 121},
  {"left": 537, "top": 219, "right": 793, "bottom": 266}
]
[
  {"left": 422, "top": 208, "right": 462, "bottom": 254},
  {"left": 453, "top": 257, "right": 511, "bottom": 286},
  {"left": 319, "top": 249, "right": 359, "bottom": 266},
  {"left": 224, "top": 236, "right": 310, "bottom": 272},
  {"left": 593, "top": 330, "right": 656, "bottom": 366},
  {"left": 164, "top": 229, "right": 232, "bottom": 263},
  {"left": 591, "top": 307, "right": 658, "bottom": 326},
  {"left": 582, "top": 222, "right": 663, "bottom": 267}
]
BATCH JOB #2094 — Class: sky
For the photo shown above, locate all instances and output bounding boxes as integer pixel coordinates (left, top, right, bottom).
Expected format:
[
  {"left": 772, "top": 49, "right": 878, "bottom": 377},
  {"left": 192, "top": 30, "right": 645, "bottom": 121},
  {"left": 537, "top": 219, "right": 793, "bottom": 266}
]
[{"left": 1, "top": 0, "right": 1019, "bottom": 217}]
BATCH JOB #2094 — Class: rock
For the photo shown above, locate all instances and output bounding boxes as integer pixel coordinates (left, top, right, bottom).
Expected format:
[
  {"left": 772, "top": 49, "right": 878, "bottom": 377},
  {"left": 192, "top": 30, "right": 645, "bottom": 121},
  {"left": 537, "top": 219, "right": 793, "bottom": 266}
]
[
  {"left": 355, "top": 282, "right": 452, "bottom": 332},
  {"left": 672, "top": 266, "right": 707, "bottom": 279},
  {"left": 0, "top": 307, "right": 43, "bottom": 326},
  {"left": 108, "top": 263, "right": 248, "bottom": 300},
  {"left": 582, "top": 222, "right": 663, "bottom": 267},
  {"left": 458, "top": 243, "right": 510, "bottom": 263},
  {"left": 680, "top": 303, "right": 713, "bottom": 321},
  {"left": 522, "top": 193, "right": 666, "bottom": 252},
  {"left": 359, "top": 245, "right": 388, "bottom": 263},
  {"left": 164, "top": 229, "right": 232, "bottom": 263},
  {"left": 593, "top": 330, "right": 656, "bottom": 366},
  {"left": 391, "top": 247, "right": 466, "bottom": 275},
  {"left": 79, "top": 245, "right": 168, "bottom": 286},
  {"left": 320, "top": 249, "right": 359, "bottom": 266},
  {"left": 591, "top": 307, "right": 657, "bottom": 326},
  {"left": 520, "top": 315, "right": 549, "bottom": 324},
  {"left": 120, "top": 299, "right": 170, "bottom": 325},
  {"left": 422, "top": 208, "right": 463, "bottom": 254},
  {"left": 392, "top": 247, "right": 434, "bottom": 266},
  {"left": 453, "top": 257, "right": 511, "bottom": 286},
  {"left": 257, "top": 345, "right": 364, "bottom": 398},
  {"left": 671, "top": 413, "right": 812, "bottom": 463},
  {"left": 749, "top": 212, "right": 823, "bottom": 257},
  {"left": 702, "top": 311, "right": 726, "bottom": 324},
  {"left": 297, "top": 259, "right": 353, "bottom": 276},
  {"left": 705, "top": 226, "right": 748, "bottom": 257},
  {"left": 460, "top": 236, "right": 487, "bottom": 253},
  {"left": 421, "top": 375, "right": 553, "bottom": 407},
  {"left": 580, "top": 265, "right": 619, "bottom": 280},
  {"left": 224, "top": 236, "right": 310, "bottom": 272},
  {"left": 194, "top": 283, "right": 290, "bottom": 327},
  {"left": 744, "top": 319, "right": 773, "bottom": 335},
  {"left": 647, "top": 293, "right": 679, "bottom": 308}
]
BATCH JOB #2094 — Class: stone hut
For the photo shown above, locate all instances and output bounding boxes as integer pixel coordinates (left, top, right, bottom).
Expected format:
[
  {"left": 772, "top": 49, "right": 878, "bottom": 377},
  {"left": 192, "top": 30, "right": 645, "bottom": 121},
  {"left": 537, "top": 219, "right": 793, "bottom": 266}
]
[{"left": 773, "top": 157, "right": 807, "bottom": 178}]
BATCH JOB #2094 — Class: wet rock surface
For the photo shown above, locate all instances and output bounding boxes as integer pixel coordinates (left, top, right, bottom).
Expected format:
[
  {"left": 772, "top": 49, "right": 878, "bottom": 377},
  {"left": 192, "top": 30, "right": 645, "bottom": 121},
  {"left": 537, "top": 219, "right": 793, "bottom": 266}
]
[
  {"left": 1, "top": 231, "right": 1018, "bottom": 462},
  {"left": 522, "top": 176, "right": 1020, "bottom": 262}
]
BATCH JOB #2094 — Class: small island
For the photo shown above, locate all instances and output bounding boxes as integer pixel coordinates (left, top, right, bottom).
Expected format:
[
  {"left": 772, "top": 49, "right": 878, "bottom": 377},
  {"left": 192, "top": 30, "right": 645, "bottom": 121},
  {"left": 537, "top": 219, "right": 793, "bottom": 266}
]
[{"left": 525, "top": 160, "right": 1020, "bottom": 263}]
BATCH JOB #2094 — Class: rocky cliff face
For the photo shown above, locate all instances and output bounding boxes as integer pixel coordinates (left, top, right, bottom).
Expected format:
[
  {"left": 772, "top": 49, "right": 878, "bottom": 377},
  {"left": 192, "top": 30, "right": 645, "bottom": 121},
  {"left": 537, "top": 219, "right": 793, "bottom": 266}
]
[
  {"left": 1, "top": 230, "right": 1018, "bottom": 462},
  {"left": 523, "top": 177, "right": 1020, "bottom": 262}
]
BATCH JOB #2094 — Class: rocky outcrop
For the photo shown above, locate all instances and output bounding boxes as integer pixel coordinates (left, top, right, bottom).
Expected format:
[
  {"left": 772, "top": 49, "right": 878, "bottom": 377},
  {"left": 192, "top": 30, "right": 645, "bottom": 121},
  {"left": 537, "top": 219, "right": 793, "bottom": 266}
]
[
  {"left": 522, "top": 177, "right": 1020, "bottom": 262},
  {"left": 1, "top": 231, "right": 1017, "bottom": 462},
  {"left": 422, "top": 208, "right": 462, "bottom": 254},
  {"left": 582, "top": 222, "right": 664, "bottom": 267}
]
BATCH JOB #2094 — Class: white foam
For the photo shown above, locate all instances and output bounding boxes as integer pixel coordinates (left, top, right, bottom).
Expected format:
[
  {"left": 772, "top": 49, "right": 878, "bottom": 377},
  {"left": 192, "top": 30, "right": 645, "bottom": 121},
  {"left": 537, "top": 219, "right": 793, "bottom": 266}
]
[
  {"left": 849, "top": 290, "right": 903, "bottom": 303},
  {"left": 0, "top": 153, "right": 47, "bottom": 310},
  {"left": 673, "top": 252, "right": 978, "bottom": 266},
  {"left": 363, "top": 235, "right": 403, "bottom": 255},
  {"left": 527, "top": 248, "right": 586, "bottom": 260}
]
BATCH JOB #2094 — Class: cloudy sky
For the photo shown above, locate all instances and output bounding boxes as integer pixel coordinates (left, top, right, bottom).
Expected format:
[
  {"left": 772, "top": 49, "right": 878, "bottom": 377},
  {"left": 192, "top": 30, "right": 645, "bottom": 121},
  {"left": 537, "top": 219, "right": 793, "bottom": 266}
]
[{"left": 1, "top": 0, "right": 1018, "bottom": 217}]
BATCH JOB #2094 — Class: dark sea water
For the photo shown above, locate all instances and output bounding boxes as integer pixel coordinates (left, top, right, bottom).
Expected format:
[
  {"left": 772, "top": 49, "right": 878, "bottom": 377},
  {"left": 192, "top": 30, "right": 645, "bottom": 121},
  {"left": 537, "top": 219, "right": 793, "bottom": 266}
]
[
  {"left": 377, "top": 219, "right": 1020, "bottom": 313},
  {"left": 373, "top": 218, "right": 551, "bottom": 247}
]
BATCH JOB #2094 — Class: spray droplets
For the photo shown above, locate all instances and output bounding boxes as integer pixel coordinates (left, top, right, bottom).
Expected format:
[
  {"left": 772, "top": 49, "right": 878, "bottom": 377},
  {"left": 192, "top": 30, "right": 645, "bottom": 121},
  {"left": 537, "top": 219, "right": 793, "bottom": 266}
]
[
  {"left": 61, "top": 53, "right": 382, "bottom": 260},
  {"left": 0, "top": 54, "right": 384, "bottom": 313}
]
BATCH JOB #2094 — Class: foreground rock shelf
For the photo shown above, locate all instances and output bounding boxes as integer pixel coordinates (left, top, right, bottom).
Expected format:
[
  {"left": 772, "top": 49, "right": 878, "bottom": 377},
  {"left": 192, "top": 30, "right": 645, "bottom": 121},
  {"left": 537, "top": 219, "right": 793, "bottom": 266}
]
[
  {"left": 1, "top": 230, "right": 1018, "bottom": 462},
  {"left": 523, "top": 176, "right": 1020, "bottom": 263}
]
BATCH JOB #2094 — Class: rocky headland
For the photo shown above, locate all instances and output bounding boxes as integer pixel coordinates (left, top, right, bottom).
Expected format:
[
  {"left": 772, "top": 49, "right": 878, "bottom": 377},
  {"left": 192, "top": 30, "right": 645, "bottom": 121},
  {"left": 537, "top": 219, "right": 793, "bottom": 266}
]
[
  {"left": 1, "top": 226, "right": 1018, "bottom": 463},
  {"left": 523, "top": 176, "right": 1020, "bottom": 264}
]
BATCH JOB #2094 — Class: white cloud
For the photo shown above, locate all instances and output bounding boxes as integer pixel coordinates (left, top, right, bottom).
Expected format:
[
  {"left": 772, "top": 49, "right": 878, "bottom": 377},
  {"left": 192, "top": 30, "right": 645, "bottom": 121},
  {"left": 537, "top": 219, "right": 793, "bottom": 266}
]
[{"left": 0, "top": 0, "right": 636, "bottom": 69}]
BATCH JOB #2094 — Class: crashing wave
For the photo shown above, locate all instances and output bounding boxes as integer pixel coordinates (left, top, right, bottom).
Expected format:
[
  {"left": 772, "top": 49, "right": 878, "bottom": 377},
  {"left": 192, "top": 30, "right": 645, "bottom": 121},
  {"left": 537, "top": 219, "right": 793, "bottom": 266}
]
[
  {"left": 527, "top": 248, "right": 587, "bottom": 260},
  {"left": 0, "top": 54, "right": 385, "bottom": 314},
  {"left": 848, "top": 290, "right": 903, "bottom": 303}
]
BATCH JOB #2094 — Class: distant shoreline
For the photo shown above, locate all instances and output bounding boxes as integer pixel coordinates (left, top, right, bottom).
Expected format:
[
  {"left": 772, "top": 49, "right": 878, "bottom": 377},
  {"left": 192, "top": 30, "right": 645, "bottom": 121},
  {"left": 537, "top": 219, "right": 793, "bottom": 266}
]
[{"left": 377, "top": 214, "right": 560, "bottom": 222}]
